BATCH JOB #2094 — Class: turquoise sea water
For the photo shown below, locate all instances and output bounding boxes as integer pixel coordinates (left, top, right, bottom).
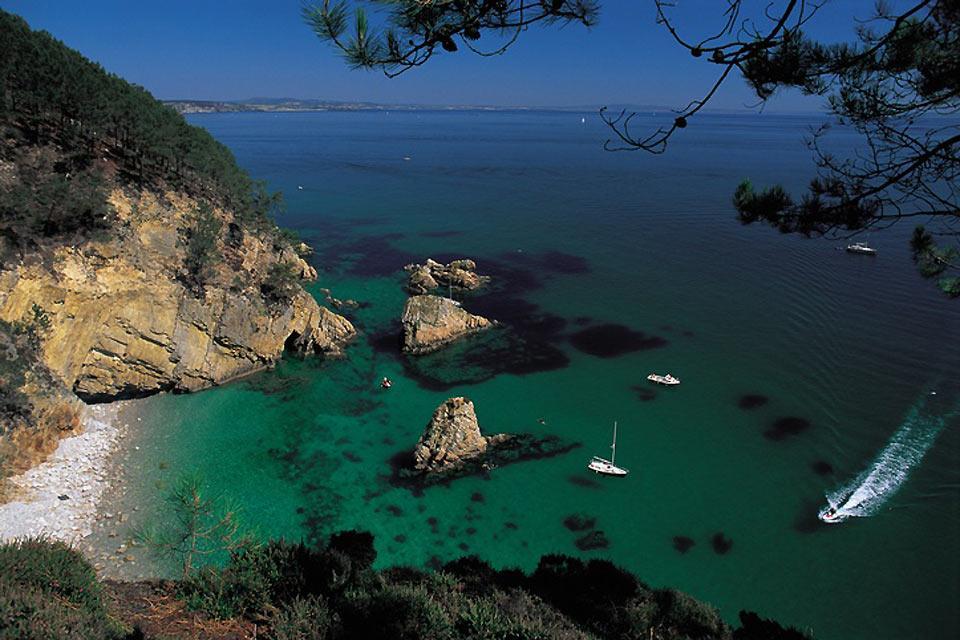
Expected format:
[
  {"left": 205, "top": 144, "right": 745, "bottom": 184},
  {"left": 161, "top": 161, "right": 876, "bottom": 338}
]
[{"left": 109, "top": 111, "right": 959, "bottom": 639}]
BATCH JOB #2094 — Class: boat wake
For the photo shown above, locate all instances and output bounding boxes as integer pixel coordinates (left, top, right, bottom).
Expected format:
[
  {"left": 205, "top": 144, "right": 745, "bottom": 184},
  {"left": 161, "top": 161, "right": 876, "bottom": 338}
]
[{"left": 819, "top": 390, "right": 956, "bottom": 524}]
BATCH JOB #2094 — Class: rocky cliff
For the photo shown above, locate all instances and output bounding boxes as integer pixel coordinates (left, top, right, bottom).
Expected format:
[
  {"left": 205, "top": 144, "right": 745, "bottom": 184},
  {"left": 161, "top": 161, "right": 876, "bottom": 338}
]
[{"left": 0, "top": 188, "right": 355, "bottom": 402}]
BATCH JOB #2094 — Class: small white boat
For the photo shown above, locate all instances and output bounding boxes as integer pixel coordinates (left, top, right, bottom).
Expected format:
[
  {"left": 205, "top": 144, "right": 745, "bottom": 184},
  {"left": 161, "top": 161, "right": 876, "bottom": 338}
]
[
  {"left": 587, "top": 422, "right": 629, "bottom": 477},
  {"left": 846, "top": 241, "right": 877, "bottom": 255},
  {"left": 818, "top": 505, "right": 844, "bottom": 524},
  {"left": 647, "top": 373, "right": 680, "bottom": 386},
  {"left": 297, "top": 185, "right": 304, "bottom": 190}
]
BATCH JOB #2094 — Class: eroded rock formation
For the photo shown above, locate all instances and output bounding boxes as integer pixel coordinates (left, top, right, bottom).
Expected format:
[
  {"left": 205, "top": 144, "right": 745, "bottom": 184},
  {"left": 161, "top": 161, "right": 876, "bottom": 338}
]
[
  {"left": 400, "top": 295, "right": 493, "bottom": 355},
  {"left": 413, "top": 397, "right": 508, "bottom": 472},
  {"left": 0, "top": 189, "right": 355, "bottom": 402}
]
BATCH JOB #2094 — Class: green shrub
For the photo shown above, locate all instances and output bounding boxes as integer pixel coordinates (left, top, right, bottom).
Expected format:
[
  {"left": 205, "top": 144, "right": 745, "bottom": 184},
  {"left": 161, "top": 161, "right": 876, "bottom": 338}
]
[
  {"left": 0, "top": 538, "right": 104, "bottom": 611},
  {"left": 0, "top": 539, "right": 122, "bottom": 640},
  {"left": 657, "top": 588, "right": 730, "bottom": 639},
  {"left": 341, "top": 583, "right": 454, "bottom": 640},
  {"left": 261, "top": 262, "right": 300, "bottom": 307},
  {"left": 268, "top": 595, "right": 337, "bottom": 640},
  {"left": 184, "top": 202, "right": 222, "bottom": 292}
]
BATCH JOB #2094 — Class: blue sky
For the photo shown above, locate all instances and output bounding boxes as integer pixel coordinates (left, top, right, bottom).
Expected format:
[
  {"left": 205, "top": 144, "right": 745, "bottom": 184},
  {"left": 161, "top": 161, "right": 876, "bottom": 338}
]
[{"left": 2, "top": 0, "right": 880, "bottom": 111}]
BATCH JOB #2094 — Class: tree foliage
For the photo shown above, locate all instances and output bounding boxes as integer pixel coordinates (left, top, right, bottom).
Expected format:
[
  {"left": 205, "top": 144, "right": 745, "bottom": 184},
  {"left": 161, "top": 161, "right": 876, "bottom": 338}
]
[
  {"left": 305, "top": 0, "right": 960, "bottom": 296},
  {"left": 0, "top": 9, "right": 281, "bottom": 240}
]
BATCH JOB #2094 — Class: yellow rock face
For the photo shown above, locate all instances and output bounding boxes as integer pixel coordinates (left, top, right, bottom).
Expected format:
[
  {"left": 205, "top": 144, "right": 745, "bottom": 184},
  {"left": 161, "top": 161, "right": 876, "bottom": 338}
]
[{"left": 0, "top": 189, "right": 355, "bottom": 402}]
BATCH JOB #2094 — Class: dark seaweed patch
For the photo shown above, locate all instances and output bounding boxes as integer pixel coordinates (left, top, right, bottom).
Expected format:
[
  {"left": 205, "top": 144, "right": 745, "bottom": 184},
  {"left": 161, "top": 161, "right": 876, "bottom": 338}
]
[
  {"left": 466, "top": 527, "right": 477, "bottom": 536},
  {"left": 672, "top": 536, "right": 696, "bottom": 554},
  {"left": 632, "top": 386, "right": 658, "bottom": 402},
  {"left": 427, "top": 517, "right": 439, "bottom": 534},
  {"left": 369, "top": 322, "right": 403, "bottom": 355},
  {"left": 394, "top": 534, "right": 407, "bottom": 543},
  {"left": 498, "top": 249, "right": 590, "bottom": 275},
  {"left": 563, "top": 514, "right": 596, "bottom": 532},
  {"left": 382, "top": 437, "right": 396, "bottom": 446},
  {"left": 319, "top": 233, "right": 419, "bottom": 278},
  {"left": 343, "top": 451, "right": 362, "bottom": 463},
  {"left": 385, "top": 504, "right": 403, "bottom": 517},
  {"left": 569, "top": 324, "right": 668, "bottom": 358},
  {"left": 458, "top": 542, "right": 470, "bottom": 552},
  {"left": 811, "top": 460, "right": 834, "bottom": 476},
  {"left": 738, "top": 394, "right": 769, "bottom": 410},
  {"left": 426, "top": 556, "right": 444, "bottom": 571},
  {"left": 711, "top": 533, "right": 733, "bottom": 554},
  {"left": 400, "top": 326, "right": 570, "bottom": 391},
  {"left": 764, "top": 417, "right": 811, "bottom": 441},
  {"left": 567, "top": 475, "right": 602, "bottom": 489},
  {"left": 389, "top": 434, "right": 581, "bottom": 490},
  {"left": 575, "top": 530, "right": 609, "bottom": 551},
  {"left": 334, "top": 437, "right": 351, "bottom": 446},
  {"left": 504, "top": 522, "right": 518, "bottom": 530},
  {"left": 470, "top": 492, "right": 485, "bottom": 503},
  {"left": 420, "top": 230, "right": 463, "bottom": 238}
]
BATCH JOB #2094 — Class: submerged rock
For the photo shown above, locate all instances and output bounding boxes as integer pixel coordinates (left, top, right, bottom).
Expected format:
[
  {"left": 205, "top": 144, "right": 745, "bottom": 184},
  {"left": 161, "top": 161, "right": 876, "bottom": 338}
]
[
  {"left": 403, "top": 258, "right": 489, "bottom": 295},
  {"left": 401, "top": 295, "right": 493, "bottom": 355},
  {"left": 414, "top": 397, "right": 506, "bottom": 472}
]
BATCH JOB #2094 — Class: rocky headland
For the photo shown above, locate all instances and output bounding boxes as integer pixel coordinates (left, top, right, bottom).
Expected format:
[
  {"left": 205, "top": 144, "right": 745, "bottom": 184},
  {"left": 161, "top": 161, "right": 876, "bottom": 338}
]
[{"left": 0, "top": 190, "right": 355, "bottom": 403}]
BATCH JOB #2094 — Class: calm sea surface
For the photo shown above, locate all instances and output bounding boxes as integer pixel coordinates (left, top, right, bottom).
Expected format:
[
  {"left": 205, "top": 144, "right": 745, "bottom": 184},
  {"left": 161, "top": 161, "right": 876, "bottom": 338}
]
[{"left": 104, "top": 111, "right": 959, "bottom": 639}]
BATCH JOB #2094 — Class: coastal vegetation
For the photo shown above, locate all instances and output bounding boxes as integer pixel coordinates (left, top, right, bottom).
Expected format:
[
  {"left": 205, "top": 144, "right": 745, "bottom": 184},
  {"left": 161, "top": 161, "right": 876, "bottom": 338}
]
[
  {"left": 0, "top": 10, "right": 280, "bottom": 236},
  {"left": 305, "top": 0, "right": 960, "bottom": 296},
  {"left": 0, "top": 535, "right": 811, "bottom": 640}
]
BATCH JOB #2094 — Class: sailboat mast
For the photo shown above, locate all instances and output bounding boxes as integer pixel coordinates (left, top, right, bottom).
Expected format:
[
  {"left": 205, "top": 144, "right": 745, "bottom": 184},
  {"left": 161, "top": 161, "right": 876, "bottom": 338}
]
[{"left": 611, "top": 421, "right": 617, "bottom": 465}]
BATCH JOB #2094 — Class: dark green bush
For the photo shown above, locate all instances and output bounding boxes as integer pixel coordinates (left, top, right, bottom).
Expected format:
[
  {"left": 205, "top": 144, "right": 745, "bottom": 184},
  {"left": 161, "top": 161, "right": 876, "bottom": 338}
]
[
  {"left": 267, "top": 595, "right": 337, "bottom": 640},
  {"left": 0, "top": 539, "right": 121, "bottom": 640},
  {"left": 0, "top": 538, "right": 104, "bottom": 611},
  {"left": 657, "top": 588, "right": 730, "bottom": 639},
  {"left": 328, "top": 530, "right": 376, "bottom": 571},
  {"left": 261, "top": 262, "right": 301, "bottom": 307},
  {"left": 184, "top": 202, "right": 222, "bottom": 292},
  {"left": 340, "top": 583, "right": 454, "bottom": 640}
]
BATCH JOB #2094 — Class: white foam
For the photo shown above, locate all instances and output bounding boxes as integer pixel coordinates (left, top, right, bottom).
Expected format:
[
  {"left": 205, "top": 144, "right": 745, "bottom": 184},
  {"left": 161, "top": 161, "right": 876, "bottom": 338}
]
[{"left": 821, "top": 392, "right": 954, "bottom": 523}]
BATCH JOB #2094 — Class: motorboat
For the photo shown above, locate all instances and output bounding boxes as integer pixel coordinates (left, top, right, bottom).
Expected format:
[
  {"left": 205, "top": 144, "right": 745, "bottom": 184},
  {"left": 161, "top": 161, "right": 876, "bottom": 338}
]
[
  {"left": 846, "top": 241, "right": 877, "bottom": 255},
  {"left": 818, "top": 505, "right": 843, "bottom": 524},
  {"left": 647, "top": 373, "right": 680, "bottom": 386}
]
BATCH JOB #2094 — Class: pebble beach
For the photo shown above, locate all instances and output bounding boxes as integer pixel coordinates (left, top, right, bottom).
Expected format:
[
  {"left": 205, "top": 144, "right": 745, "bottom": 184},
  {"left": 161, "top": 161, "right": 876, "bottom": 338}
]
[{"left": 0, "top": 402, "right": 130, "bottom": 546}]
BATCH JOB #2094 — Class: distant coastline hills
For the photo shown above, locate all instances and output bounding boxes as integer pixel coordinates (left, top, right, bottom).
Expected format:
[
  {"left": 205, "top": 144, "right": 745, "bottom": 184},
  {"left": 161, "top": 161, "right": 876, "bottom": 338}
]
[
  {"left": 163, "top": 98, "right": 619, "bottom": 114},
  {"left": 164, "top": 98, "right": 819, "bottom": 116}
]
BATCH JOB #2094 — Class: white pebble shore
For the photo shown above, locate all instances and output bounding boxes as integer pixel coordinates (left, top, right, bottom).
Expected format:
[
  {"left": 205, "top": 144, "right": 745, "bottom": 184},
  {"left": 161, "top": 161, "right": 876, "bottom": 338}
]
[{"left": 0, "top": 403, "right": 126, "bottom": 544}]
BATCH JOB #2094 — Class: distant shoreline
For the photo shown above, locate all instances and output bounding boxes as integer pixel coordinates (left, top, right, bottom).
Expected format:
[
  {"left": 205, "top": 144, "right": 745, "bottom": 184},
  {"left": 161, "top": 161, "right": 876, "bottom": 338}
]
[{"left": 165, "top": 99, "right": 822, "bottom": 117}]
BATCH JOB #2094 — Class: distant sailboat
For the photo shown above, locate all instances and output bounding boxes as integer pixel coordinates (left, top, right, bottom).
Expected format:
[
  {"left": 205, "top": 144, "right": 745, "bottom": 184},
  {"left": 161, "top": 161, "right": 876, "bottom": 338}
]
[
  {"left": 587, "top": 421, "right": 629, "bottom": 477},
  {"left": 580, "top": 116, "right": 586, "bottom": 124}
]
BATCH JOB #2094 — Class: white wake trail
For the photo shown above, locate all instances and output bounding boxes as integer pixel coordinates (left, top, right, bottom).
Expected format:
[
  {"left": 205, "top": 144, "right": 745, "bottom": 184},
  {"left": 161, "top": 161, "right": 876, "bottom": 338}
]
[{"left": 820, "top": 392, "right": 955, "bottom": 523}]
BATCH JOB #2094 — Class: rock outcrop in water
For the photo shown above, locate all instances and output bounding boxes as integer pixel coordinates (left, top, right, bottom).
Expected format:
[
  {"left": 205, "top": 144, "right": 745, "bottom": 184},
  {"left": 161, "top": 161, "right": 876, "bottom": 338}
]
[
  {"left": 403, "top": 258, "right": 489, "bottom": 295},
  {"left": 394, "top": 396, "right": 580, "bottom": 488},
  {"left": 400, "top": 294, "right": 493, "bottom": 355},
  {"left": 413, "top": 397, "right": 508, "bottom": 472},
  {"left": 0, "top": 190, "right": 356, "bottom": 402}
]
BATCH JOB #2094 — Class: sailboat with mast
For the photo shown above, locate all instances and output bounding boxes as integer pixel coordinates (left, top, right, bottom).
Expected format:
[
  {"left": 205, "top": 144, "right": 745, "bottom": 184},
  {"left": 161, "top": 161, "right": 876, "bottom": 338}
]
[{"left": 587, "top": 421, "right": 629, "bottom": 477}]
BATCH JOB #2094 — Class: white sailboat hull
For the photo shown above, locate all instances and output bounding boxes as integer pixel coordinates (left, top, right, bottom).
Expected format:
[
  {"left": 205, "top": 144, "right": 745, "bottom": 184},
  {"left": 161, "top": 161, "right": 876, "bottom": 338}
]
[{"left": 588, "top": 456, "right": 628, "bottom": 476}]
